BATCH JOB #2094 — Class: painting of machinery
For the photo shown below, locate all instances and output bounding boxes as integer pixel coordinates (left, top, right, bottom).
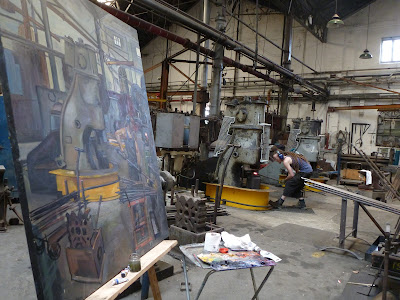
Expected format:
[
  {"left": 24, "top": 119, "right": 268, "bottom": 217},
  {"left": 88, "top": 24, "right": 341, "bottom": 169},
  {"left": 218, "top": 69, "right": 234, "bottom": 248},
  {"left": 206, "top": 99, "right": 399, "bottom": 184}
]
[{"left": 0, "top": 0, "right": 168, "bottom": 299}]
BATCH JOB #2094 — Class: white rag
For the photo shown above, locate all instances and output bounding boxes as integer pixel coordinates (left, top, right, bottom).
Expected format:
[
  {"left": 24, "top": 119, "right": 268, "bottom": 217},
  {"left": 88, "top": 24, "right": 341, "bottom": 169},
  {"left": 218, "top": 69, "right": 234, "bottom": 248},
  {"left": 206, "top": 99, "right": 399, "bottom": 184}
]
[
  {"left": 360, "top": 169, "right": 372, "bottom": 185},
  {"left": 220, "top": 231, "right": 282, "bottom": 263},
  {"left": 221, "top": 231, "right": 257, "bottom": 251}
]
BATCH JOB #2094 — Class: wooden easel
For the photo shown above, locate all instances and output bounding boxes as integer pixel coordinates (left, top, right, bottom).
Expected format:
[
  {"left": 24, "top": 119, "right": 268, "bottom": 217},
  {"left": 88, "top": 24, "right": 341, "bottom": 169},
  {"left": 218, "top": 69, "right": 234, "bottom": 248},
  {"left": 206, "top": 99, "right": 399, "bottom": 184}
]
[{"left": 86, "top": 240, "right": 178, "bottom": 300}]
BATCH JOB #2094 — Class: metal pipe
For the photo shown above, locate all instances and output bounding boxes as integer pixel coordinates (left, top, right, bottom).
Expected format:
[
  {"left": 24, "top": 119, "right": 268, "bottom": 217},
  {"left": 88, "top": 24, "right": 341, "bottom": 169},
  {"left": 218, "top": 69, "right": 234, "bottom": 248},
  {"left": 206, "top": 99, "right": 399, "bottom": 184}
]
[
  {"left": 90, "top": 2, "right": 301, "bottom": 95},
  {"left": 339, "top": 198, "right": 347, "bottom": 249},
  {"left": 382, "top": 224, "right": 390, "bottom": 300},
  {"left": 192, "top": 34, "right": 201, "bottom": 114},
  {"left": 209, "top": 8, "right": 225, "bottom": 117},
  {"left": 232, "top": 0, "right": 241, "bottom": 97},
  {"left": 254, "top": 0, "right": 259, "bottom": 69},
  {"left": 359, "top": 203, "right": 386, "bottom": 235},
  {"left": 339, "top": 77, "right": 400, "bottom": 95},
  {"left": 128, "top": 0, "right": 327, "bottom": 96},
  {"left": 352, "top": 201, "right": 359, "bottom": 238},
  {"left": 191, "top": 185, "right": 195, "bottom": 197},
  {"left": 201, "top": 0, "right": 210, "bottom": 89},
  {"left": 209, "top": 40, "right": 224, "bottom": 116},
  {"left": 170, "top": 59, "right": 212, "bottom": 64},
  {"left": 280, "top": 14, "right": 293, "bottom": 130},
  {"left": 195, "top": 179, "right": 199, "bottom": 196},
  {"left": 328, "top": 104, "right": 400, "bottom": 112}
]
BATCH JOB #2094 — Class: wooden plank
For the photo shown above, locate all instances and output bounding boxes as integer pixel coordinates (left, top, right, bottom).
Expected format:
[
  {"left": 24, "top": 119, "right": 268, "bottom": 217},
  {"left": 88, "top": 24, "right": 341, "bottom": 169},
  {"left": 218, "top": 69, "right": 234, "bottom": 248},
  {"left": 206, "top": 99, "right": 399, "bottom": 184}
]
[
  {"left": 148, "top": 265, "right": 162, "bottom": 300},
  {"left": 86, "top": 240, "right": 178, "bottom": 300}
]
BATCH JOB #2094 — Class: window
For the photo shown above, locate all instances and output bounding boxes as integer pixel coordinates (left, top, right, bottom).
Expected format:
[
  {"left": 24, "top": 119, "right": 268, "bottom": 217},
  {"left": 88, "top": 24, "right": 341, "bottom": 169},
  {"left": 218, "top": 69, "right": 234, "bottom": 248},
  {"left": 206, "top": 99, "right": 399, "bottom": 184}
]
[
  {"left": 113, "top": 35, "right": 121, "bottom": 47},
  {"left": 381, "top": 37, "right": 400, "bottom": 63}
]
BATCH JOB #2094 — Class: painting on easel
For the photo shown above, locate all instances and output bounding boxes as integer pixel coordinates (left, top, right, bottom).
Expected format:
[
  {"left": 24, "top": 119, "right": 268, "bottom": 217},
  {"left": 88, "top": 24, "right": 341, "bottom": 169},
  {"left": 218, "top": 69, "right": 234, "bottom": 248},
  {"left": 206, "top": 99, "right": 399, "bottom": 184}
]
[{"left": 0, "top": 0, "right": 168, "bottom": 299}]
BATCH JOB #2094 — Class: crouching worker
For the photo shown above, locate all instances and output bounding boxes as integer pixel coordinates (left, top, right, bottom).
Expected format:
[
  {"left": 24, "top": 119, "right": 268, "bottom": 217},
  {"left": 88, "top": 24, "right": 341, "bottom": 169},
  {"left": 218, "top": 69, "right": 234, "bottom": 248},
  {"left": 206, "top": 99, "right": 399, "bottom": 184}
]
[{"left": 269, "top": 146, "right": 313, "bottom": 209}]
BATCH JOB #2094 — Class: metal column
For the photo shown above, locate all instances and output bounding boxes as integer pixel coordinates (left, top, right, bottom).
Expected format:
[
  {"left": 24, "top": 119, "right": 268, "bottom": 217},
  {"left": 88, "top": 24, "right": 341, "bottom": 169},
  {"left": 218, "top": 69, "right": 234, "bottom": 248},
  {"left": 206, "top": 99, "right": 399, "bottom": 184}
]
[
  {"left": 352, "top": 201, "right": 359, "bottom": 238},
  {"left": 279, "top": 14, "right": 293, "bottom": 131},
  {"left": 209, "top": 11, "right": 226, "bottom": 117},
  {"left": 339, "top": 198, "right": 347, "bottom": 249},
  {"left": 201, "top": 0, "right": 210, "bottom": 89}
]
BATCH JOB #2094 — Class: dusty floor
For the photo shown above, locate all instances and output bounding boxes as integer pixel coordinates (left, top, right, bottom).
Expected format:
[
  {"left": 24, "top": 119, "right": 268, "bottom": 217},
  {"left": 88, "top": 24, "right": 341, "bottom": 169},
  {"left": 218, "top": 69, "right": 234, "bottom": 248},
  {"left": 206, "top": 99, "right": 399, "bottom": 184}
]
[{"left": 1, "top": 181, "right": 399, "bottom": 299}]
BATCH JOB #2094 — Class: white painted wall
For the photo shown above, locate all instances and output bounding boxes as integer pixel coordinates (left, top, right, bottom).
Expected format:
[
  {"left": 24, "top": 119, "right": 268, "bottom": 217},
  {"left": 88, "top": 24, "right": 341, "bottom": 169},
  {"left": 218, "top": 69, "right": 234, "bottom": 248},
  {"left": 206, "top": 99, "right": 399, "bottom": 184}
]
[{"left": 142, "top": 0, "right": 400, "bottom": 156}]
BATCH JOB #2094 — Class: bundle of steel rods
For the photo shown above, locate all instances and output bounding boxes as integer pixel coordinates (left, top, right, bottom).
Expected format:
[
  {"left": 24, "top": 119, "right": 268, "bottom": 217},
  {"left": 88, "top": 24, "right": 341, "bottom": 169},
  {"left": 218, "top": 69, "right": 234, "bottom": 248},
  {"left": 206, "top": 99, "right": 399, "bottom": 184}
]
[{"left": 303, "top": 178, "right": 400, "bottom": 215}]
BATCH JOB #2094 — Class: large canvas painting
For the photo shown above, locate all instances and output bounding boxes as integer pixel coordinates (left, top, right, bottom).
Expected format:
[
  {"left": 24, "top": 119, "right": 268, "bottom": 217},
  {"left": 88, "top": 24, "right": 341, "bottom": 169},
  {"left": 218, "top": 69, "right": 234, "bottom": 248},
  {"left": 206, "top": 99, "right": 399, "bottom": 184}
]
[{"left": 0, "top": 0, "right": 169, "bottom": 299}]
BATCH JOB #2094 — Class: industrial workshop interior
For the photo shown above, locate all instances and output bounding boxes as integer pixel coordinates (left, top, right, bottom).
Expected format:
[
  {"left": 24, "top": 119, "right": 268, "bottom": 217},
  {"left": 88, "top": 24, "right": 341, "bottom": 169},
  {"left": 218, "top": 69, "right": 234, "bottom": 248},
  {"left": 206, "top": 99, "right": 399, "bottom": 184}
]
[{"left": 2, "top": 0, "right": 400, "bottom": 299}]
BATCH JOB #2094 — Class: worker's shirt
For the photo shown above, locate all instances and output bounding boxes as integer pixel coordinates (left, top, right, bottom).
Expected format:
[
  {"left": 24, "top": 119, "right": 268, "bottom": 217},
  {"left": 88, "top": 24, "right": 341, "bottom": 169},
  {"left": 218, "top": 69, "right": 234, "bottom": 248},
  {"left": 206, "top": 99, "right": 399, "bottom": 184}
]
[{"left": 293, "top": 158, "right": 313, "bottom": 173}]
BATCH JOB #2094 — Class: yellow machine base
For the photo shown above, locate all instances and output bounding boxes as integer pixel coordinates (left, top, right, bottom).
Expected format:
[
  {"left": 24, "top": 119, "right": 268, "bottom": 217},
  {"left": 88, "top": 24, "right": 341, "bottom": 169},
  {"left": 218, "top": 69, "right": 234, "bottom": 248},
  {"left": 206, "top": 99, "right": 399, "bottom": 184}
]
[
  {"left": 204, "top": 183, "right": 270, "bottom": 211},
  {"left": 49, "top": 169, "right": 120, "bottom": 202}
]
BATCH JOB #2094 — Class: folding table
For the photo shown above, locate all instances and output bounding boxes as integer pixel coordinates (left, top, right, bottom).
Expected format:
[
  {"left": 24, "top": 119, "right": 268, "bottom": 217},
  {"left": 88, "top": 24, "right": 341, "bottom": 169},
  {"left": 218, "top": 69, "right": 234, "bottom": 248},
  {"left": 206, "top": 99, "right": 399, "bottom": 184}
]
[{"left": 180, "top": 243, "right": 276, "bottom": 300}]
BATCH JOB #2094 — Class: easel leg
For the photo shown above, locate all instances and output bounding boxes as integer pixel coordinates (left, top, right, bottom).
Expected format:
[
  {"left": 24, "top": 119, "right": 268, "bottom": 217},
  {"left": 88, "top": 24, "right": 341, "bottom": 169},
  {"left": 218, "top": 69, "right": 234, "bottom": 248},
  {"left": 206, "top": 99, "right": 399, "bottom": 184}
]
[
  {"left": 141, "top": 272, "right": 149, "bottom": 300},
  {"left": 249, "top": 268, "right": 259, "bottom": 300},
  {"left": 148, "top": 265, "right": 162, "bottom": 300}
]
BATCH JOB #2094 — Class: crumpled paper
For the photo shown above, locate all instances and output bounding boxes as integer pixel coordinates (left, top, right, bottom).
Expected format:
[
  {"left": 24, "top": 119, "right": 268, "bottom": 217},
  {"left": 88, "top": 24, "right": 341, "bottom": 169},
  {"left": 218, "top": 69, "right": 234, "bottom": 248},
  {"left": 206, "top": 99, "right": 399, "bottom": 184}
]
[
  {"left": 221, "top": 231, "right": 258, "bottom": 251},
  {"left": 221, "top": 231, "right": 282, "bottom": 262}
]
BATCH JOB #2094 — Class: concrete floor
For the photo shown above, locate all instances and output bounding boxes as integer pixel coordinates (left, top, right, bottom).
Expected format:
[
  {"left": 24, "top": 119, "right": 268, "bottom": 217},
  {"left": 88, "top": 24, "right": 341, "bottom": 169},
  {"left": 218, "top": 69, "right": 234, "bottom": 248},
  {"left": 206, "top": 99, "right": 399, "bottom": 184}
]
[{"left": 2, "top": 181, "right": 399, "bottom": 299}]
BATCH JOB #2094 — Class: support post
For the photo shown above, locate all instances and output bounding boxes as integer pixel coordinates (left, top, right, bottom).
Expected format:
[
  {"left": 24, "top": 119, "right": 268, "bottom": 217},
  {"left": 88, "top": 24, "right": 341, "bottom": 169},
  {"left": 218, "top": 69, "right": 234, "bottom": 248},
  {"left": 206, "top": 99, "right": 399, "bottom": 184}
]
[
  {"left": 339, "top": 198, "right": 347, "bottom": 249},
  {"left": 232, "top": 0, "right": 241, "bottom": 97},
  {"left": 160, "top": 60, "right": 169, "bottom": 110},
  {"left": 148, "top": 265, "right": 161, "bottom": 300},
  {"left": 279, "top": 14, "right": 293, "bottom": 131},
  {"left": 382, "top": 224, "right": 390, "bottom": 300},
  {"left": 213, "top": 186, "right": 220, "bottom": 224},
  {"left": 352, "top": 201, "right": 359, "bottom": 238},
  {"left": 192, "top": 33, "right": 201, "bottom": 114},
  {"left": 201, "top": 0, "right": 210, "bottom": 89},
  {"left": 209, "top": 8, "right": 226, "bottom": 117}
]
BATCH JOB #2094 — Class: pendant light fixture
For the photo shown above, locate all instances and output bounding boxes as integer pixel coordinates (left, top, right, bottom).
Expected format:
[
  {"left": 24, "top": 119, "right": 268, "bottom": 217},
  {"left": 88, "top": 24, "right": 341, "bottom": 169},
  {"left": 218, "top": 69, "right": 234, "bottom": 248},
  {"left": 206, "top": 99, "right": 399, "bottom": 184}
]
[
  {"left": 360, "top": 5, "right": 373, "bottom": 59},
  {"left": 327, "top": 0, "right": 344, "bottom": 28}
]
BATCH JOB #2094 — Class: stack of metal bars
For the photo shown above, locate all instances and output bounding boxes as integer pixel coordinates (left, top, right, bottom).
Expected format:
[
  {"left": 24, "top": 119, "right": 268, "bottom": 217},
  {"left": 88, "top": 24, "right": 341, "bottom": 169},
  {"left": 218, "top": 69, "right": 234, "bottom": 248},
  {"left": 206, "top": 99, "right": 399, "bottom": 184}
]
[{"left": 303, "top": 178, "right": 400, "bottom": 237}]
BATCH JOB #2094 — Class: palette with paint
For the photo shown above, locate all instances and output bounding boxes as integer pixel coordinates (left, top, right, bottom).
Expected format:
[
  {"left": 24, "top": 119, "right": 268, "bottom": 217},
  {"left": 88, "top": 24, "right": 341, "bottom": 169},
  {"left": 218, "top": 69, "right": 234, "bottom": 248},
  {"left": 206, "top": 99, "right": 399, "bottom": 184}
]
[{"left": 196, "top": 251, "right": 276, "bottom": 271}]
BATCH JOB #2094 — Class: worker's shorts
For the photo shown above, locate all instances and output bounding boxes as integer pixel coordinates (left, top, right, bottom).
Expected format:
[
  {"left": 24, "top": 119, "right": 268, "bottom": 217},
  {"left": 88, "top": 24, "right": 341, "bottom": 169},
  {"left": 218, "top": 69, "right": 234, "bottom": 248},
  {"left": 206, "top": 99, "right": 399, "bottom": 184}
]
[{"left": 283, "top": 172, "right": 312, "bottom": 198}]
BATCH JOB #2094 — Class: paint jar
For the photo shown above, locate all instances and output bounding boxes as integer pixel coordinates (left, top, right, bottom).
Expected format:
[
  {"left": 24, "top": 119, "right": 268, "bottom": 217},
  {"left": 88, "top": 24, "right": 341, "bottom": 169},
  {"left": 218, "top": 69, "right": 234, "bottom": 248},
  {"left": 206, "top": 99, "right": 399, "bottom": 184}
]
[{"left": 129, "top": 253, "right": 141, "bottom": 272}]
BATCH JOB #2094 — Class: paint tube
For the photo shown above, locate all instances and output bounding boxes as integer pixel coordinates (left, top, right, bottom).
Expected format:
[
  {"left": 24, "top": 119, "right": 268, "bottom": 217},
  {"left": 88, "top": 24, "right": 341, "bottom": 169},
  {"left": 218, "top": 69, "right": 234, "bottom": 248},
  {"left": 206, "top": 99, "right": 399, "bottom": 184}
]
[
  {"left": 112, "top": 277, "right": 128, "bottom": 285},
  {"left": 121, "top": 268, "right": 129, "bottom": 278}
]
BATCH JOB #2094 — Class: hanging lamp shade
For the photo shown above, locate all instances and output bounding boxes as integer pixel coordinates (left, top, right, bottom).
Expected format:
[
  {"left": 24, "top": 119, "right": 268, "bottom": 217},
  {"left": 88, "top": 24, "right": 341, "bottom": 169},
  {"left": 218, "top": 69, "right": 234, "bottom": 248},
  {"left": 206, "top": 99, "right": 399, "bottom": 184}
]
[
  {"left": 359, "top": 49, "right": 373, "bottom": 59},
  {"left": 327, "top": 14, "right": 344, "bottom": 28}
]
